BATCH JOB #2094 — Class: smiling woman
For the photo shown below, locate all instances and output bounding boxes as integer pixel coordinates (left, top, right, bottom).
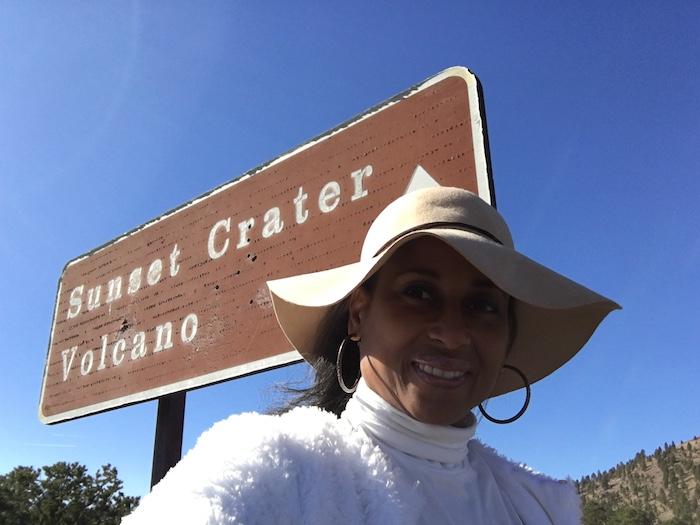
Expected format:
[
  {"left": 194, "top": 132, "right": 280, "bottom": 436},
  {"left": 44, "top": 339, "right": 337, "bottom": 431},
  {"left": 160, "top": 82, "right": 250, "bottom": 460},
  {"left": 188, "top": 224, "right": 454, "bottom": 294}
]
[
  {"left": 123, "top": 186, "right": 619, "bottom": 525},
  {"left": 349, "top": 238, "right": 512, "bottom": 427}
]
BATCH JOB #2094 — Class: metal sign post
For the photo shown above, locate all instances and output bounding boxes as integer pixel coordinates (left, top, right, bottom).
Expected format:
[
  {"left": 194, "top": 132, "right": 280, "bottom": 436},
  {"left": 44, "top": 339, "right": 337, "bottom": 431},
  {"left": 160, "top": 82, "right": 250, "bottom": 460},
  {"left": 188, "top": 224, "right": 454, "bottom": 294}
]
[{"left": 150, "top": 392, "right": 186, "bottom": 488}]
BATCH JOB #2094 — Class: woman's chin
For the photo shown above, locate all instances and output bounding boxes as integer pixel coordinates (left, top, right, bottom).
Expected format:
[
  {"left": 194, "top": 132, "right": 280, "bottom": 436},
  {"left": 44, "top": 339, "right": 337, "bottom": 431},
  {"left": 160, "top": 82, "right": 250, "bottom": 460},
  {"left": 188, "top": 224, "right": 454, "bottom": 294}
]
[{"left": 406, "top": 403, "right": 473, "bottom": 428}]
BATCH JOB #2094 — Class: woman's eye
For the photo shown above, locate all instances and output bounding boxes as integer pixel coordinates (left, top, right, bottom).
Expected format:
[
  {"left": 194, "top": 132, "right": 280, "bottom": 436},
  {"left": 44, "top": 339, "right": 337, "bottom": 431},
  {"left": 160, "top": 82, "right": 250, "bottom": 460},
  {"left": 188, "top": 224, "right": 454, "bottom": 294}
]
[
  {"left": 467, "top": 299, "right": 500, "bottom": 314},
  {"left": 403, "top": 285, "right": 432, "bottom": 301}
]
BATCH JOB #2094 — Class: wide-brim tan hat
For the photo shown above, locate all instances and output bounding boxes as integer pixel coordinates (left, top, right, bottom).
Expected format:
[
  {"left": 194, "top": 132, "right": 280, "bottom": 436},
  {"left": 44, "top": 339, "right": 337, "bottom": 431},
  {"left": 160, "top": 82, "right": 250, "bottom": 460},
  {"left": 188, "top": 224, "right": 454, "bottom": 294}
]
[{"left": 267, "top": 186, "right": 620, "bottom": 397}]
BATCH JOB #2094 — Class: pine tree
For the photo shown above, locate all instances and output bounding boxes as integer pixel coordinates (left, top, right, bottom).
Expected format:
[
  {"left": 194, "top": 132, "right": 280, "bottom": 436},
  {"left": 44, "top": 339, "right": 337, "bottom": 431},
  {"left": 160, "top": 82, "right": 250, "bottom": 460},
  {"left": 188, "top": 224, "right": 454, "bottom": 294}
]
[{"left": 0, "top": 462, "right": 138, "bottom": 525}]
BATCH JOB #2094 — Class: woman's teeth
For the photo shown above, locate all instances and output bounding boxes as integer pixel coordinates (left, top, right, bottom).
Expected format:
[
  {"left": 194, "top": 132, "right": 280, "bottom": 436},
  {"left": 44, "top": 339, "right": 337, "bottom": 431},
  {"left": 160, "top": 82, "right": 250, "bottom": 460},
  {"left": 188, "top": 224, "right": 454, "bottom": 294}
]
[{"left": 416, "top": 363, "right": 465, "bottom": 380}]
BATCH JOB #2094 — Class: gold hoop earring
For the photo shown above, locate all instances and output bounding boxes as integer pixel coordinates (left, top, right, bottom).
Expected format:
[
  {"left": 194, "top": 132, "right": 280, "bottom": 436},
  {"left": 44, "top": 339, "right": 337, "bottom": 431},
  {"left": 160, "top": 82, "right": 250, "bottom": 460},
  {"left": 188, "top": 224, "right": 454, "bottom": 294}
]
[
  {"left": 336, "top": 337, "right": 360, "bottom": 394},
  {"left": 478, "top": 365, "right": 531, "bottom": 424}
]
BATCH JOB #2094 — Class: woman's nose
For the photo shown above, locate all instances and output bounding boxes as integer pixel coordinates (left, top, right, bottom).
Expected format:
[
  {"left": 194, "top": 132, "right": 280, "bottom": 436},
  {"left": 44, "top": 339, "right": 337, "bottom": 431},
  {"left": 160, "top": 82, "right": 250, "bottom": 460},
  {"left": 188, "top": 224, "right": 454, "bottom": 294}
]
[{"left": 427, "top": 307, "right": 472, "bottom": 350}]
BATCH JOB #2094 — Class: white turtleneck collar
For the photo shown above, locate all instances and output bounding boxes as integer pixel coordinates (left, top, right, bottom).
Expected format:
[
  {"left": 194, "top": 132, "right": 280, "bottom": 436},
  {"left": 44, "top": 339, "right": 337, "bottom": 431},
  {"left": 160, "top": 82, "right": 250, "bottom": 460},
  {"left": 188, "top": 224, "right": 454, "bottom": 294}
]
[{"left": 341, "top": 378, "right": 476, "bottom": 466}]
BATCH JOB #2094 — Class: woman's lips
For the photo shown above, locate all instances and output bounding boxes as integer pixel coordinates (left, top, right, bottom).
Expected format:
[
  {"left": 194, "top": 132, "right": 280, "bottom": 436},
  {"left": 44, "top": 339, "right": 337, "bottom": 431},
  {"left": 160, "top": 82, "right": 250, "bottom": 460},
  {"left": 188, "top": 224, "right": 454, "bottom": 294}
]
[
  {"left": 415, "top": 362, "right": 465, "bottom": 379},
  {"left": 412, "top": 359, "right": 472, "bottom": 386}
]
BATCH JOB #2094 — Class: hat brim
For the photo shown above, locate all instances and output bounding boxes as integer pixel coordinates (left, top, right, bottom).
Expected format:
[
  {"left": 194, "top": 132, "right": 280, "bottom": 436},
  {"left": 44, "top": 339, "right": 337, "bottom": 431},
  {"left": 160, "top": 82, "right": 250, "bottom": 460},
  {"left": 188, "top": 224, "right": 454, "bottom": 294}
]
[{"left": 267, "top": 228, "right": 619, "bottom": 397}]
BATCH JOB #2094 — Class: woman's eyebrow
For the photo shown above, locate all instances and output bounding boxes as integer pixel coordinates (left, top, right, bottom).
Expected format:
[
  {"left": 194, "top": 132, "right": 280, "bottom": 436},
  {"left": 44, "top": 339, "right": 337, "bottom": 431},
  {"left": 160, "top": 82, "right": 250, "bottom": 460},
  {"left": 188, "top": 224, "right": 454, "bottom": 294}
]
[
  {"left": 398, "top": 268, "right": 439, "bottom": 279},
  {"left": 472, "top": 277, "right": 499, "bottom": 290},
  {"left": 398, "top": 270, "right": 500, "bottom": 290}
]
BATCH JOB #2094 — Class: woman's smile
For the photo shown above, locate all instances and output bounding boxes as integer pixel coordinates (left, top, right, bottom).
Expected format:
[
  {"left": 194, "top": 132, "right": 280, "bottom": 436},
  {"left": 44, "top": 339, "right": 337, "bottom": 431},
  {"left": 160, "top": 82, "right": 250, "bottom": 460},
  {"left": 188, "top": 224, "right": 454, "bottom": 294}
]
[{"left": 413, "top": 360, "right": 470, "bottom": 383}]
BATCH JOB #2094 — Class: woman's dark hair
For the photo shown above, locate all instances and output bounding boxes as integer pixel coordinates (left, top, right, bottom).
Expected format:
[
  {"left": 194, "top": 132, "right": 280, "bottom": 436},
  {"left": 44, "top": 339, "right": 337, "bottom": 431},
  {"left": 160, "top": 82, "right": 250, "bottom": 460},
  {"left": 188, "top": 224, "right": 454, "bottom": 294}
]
[
  {"left": 270, "top": 299, "right": 355, "bottom": 416},
  {"left": 271, "top": 279, "right": 519, "bottom": 418}
]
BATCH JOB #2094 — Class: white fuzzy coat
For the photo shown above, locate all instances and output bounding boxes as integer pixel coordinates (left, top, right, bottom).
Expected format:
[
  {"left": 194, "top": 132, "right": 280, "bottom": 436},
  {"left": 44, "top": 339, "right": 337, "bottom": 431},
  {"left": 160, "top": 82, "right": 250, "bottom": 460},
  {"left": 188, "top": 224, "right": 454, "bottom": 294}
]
[{"left": 123, "top": 407, "right": 581, "bottom": 524}]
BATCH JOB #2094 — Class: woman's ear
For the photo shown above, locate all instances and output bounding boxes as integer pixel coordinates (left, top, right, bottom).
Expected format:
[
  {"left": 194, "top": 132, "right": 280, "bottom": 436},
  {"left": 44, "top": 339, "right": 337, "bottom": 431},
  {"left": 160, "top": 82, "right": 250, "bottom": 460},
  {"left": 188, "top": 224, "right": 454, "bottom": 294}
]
[{"left": 347, "top": 287, "right": 370, "bottom": 338}]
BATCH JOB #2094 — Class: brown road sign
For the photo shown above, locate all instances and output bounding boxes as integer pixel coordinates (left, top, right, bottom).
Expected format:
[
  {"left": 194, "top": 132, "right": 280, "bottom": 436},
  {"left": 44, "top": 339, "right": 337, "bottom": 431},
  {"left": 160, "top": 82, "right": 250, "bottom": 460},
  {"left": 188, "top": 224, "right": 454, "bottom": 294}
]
[{"left": 39, "top": 66, "right": 495, "bottom": 424}]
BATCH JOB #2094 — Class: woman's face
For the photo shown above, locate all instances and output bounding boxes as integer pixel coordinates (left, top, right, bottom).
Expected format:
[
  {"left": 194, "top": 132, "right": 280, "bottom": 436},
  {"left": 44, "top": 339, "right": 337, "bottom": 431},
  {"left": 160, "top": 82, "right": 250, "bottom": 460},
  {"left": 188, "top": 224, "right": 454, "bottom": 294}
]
[{"left": 348, "top": 236, "right": 511, "bottom": 427}]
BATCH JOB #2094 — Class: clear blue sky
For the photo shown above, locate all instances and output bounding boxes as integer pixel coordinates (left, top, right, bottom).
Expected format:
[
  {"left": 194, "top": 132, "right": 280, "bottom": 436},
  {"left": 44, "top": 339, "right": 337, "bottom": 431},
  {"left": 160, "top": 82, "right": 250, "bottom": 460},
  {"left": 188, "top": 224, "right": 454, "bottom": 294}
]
[{"left": 1, "top": 2, "right": 698, "bottom": 498}]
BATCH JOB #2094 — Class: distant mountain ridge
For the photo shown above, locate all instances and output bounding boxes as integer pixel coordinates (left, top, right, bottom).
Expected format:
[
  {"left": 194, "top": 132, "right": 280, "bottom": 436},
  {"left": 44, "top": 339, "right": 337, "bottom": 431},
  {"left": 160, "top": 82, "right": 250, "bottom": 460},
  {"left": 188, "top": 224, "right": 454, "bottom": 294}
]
[{"left": 577, "top": 436, "right": 700, "bottom": 524}]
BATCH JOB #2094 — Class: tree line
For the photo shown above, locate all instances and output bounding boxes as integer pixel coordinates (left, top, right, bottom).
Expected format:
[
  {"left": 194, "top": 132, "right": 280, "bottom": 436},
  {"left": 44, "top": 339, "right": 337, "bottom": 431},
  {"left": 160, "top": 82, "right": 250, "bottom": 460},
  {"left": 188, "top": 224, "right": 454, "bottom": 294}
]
[
  {"left": 578, "top": 437, "right": 700, "bottom": 524},
  {"left": 0, "top": 462, "right": 138, "bottom": 525}
]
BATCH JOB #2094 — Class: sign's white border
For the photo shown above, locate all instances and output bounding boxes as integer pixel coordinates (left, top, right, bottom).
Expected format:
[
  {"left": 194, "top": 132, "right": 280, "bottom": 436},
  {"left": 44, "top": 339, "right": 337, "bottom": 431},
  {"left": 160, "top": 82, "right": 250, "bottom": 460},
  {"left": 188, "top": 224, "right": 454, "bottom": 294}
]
[{"left": 39, "top": 66, "right": 493, "bottom": 424}]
